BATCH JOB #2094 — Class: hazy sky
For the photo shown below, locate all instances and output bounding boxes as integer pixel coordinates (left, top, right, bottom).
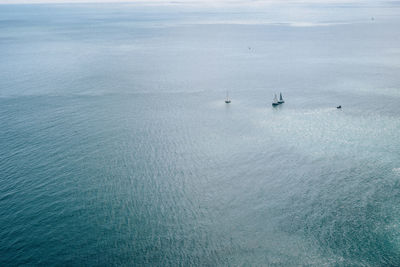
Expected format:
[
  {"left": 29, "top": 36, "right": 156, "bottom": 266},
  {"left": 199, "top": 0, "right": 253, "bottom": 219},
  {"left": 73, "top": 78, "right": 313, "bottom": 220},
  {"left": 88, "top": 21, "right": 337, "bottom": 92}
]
[{"left": 0, "top": 0, "right": 376, "bottom": 4}]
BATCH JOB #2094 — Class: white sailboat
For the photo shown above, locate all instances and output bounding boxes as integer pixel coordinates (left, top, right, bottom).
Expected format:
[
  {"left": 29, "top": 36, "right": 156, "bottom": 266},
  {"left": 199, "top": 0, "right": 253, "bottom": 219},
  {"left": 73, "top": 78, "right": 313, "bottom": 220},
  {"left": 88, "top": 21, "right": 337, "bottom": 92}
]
[
  {"left": 278, "top": 92, "right": 284, "bottom": 104},
  {"left": 225, "top": 91, "right": 231, "bottom": 103},
  {"left": 272, "top": 94, "right": 279, "bottom": 106}
]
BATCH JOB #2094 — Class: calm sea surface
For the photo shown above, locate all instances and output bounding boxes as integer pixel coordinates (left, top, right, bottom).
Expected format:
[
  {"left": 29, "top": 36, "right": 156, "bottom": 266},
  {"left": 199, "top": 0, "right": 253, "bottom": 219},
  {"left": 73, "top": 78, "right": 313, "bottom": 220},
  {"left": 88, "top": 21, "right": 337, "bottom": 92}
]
[{"left": 1, "top": 2, "right": 400, "bottom": 266}]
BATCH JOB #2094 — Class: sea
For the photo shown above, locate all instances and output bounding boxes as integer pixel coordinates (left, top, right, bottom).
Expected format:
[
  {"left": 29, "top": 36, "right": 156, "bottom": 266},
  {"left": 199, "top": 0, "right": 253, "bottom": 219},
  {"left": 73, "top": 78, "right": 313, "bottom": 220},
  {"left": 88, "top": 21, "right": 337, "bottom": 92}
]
[{"left": 1, "top": 1, "right": 400, "bottom": 266}]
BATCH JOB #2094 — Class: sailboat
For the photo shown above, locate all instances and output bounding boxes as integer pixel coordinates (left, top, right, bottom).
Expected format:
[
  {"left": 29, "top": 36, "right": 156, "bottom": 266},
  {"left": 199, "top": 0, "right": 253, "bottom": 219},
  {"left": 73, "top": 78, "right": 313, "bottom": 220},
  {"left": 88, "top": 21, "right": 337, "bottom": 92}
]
[
  {"left": 278, "top": 92, "right": 285, "bottom": 104},
  {"left": 272, "top": 94, "right": 279, "bottom": 106},
  {"left": 225, "top": 91, "right": 231, "bottom": 103}
]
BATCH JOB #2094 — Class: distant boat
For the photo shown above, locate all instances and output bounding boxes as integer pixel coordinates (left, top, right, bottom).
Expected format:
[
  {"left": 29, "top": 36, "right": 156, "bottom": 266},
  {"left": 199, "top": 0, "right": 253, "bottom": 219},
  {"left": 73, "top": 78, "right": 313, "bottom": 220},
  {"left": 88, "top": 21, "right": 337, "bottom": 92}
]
[
  {"left": 225, "top": 91, "right": 231, "bottom": 103},
  {"left": 278, "top": 92, "right": 285, "bottom": 104},
  {"left": 272, "top": 94, "right": 279, "bottom": 106},
  {"left": 337, "top": 105, "right": 342, "bottom": 109}
]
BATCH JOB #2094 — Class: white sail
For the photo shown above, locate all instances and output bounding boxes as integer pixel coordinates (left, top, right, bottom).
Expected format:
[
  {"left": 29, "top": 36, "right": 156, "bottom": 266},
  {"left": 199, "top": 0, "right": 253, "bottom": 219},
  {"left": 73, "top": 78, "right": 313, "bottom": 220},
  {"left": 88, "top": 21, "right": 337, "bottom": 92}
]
[
  {"left": 272, "top": 94, "right": 279, "bottom": 105},
  {"left": 225, "top": 91, "right": 231, "bottom": 103}
]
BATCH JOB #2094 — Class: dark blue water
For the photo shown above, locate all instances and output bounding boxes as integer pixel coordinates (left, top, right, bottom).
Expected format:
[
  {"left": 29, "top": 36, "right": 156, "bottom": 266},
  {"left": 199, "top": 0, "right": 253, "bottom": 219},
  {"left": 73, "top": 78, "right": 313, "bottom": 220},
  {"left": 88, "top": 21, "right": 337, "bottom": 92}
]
[{"left": 1, "top": 2, "right": 400, "bottom": 266}]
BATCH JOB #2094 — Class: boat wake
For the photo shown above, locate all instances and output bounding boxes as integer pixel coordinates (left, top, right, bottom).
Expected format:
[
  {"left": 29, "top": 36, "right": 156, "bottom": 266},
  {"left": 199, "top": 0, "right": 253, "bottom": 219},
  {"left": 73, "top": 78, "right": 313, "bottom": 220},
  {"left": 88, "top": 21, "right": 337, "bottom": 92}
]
[
  {"left": 301, "top": 108, "right": 336, "bottom": 115},
  {"left": 392, "top": 168, "right": 400, "bottom": 175}
]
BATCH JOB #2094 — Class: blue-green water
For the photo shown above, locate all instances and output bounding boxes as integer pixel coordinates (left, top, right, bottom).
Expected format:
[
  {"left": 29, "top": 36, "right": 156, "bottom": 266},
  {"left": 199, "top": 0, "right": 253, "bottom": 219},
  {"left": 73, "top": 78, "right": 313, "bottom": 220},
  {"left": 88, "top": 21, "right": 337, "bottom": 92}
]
[{"left": 1, "top": 2, "right": 400, "bottom": 266}]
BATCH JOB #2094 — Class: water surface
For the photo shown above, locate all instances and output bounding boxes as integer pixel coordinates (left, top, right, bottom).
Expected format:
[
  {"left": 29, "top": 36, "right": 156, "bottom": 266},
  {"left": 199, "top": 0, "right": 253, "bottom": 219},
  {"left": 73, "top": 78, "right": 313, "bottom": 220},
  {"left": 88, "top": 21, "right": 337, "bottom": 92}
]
[{"left": 1, "top": 2, "right": 400, "bottom": 266}]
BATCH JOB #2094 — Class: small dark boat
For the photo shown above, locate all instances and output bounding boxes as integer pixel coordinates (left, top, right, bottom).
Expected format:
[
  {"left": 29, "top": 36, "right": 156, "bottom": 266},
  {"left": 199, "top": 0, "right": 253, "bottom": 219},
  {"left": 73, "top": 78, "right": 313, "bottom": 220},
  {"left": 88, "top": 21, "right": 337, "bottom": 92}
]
[{"left": 337, "top": 105, "right": 342, "bottom": 109}]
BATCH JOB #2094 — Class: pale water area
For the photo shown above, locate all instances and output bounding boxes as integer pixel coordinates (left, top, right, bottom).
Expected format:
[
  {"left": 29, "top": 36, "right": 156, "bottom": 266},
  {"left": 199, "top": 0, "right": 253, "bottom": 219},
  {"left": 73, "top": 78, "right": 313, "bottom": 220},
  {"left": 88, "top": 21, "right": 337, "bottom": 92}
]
[{"left": 1, "top": 1, "right": 400, "bottom": 266}]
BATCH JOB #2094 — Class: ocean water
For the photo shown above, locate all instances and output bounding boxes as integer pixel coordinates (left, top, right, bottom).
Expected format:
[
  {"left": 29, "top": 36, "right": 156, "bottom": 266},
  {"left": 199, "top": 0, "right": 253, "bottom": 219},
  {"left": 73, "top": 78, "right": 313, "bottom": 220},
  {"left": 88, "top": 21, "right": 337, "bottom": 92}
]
[{"left": 1, "top": 2, "right": 400, "bottom": 266}]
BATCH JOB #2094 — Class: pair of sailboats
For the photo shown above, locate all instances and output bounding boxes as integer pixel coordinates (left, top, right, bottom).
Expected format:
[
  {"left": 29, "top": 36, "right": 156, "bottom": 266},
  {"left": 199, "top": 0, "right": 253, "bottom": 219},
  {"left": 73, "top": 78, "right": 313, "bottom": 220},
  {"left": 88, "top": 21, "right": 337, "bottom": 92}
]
[{"left": 272, "top": 93, "right": 284, "bottom": 106}]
